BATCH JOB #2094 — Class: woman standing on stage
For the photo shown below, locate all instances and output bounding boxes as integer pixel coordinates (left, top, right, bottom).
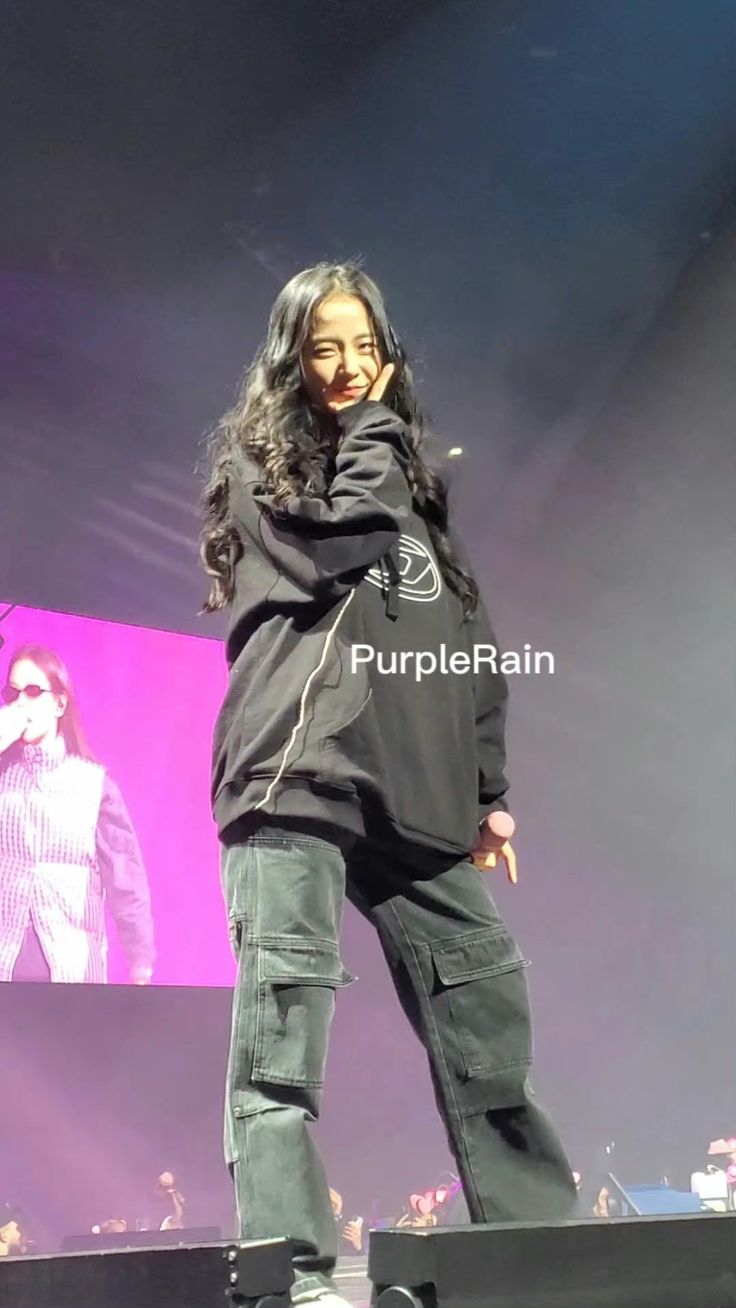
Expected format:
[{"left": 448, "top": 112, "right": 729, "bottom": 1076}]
[
  {"left": 0, "top": 644, "right": 155, "bottom": 984},
  {"left": 202, "top": 263, "right": 576, "bottom": 1307}
]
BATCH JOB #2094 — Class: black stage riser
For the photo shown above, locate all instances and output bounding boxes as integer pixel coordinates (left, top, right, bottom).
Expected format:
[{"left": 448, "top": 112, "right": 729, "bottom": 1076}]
[
  {"left": 368, "top": 1214, "right": 736, "bottom": 1308},
  {"left": 0, "top": 1237, "right": 295, "bottom": 1308}
]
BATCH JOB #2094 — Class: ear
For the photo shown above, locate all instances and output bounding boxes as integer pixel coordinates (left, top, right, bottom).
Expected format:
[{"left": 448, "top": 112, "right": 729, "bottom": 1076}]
[{"left": 56, "top": 693, "right": 68, "bottom": 718}]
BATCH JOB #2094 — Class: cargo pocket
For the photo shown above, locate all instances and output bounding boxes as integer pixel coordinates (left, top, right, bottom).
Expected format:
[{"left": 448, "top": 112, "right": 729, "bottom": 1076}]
[
  {"left": 252, "top": 939, "right": 354, "bottom": 1090},
  {"left": 431, "top": 928, "right": 533, "bottom": 1110}
]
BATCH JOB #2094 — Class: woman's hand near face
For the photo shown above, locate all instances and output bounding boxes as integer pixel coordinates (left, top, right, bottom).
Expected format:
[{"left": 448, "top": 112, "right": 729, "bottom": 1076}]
[{"left": 366, "top": 363, "right": 396, "bottom": 404}]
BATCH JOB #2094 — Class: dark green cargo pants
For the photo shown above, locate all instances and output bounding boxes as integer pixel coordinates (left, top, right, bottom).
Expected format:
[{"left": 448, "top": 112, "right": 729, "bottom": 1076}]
[{"left": 221, "top": 826, "right": 576, "bottom": 1301}]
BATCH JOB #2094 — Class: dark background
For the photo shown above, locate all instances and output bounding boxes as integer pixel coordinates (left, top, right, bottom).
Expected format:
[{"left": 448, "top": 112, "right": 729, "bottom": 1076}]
[{"left": 1, "top": 0, "right": 734, "bottom": 1248}]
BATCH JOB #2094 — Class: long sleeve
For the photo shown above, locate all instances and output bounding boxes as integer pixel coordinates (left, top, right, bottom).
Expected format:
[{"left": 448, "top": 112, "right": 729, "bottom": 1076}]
[
  {"left": 229, "top": 400, "right": 412, "bottom": 598},
  {"left": 96, "top": 774, "right": 155, "bottom": 976},
  {"left": 472, "top": 599, "right": 510, "bottom": 823}
]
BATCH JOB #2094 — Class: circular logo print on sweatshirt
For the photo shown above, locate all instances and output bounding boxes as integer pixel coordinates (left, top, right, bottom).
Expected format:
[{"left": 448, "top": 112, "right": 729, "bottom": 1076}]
[{"left": 365, "top": 534, "right": 442, "bottom": 602}]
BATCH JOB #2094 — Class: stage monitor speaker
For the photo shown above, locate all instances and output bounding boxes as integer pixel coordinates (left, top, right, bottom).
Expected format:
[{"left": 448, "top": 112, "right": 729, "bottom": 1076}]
[
  {"left": 368, "top": 1213, "right": 736, "bottom": 1308},
  {"left": 0, "top": 1235, "right": 300, "bottom": 1308}
]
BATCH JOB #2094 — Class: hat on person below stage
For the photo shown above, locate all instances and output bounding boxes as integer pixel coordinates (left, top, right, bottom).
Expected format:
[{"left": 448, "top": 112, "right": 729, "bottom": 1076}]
[{"left": 707, "top": 1137, "right": 736, "bottom": 1156}]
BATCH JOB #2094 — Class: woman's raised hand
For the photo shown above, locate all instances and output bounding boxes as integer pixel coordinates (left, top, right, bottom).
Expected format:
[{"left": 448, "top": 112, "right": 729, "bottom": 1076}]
[{"left": 366, "top": 363, "right": 396, "bottom": 403}]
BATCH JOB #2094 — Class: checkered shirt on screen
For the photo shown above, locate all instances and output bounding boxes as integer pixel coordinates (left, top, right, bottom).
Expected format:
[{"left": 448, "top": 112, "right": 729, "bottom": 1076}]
[{"left": 1, "top": 738, "right": 110, "bottom": 982}]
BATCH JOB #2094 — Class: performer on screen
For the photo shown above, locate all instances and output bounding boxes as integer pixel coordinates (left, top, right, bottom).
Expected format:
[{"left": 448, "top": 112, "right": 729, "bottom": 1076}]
[
  {"left": 201, "top": 262, "right": 576, "bottom": 1306},
  {"left": 0, "top": 644, "right": 155, "bottom": 984}
]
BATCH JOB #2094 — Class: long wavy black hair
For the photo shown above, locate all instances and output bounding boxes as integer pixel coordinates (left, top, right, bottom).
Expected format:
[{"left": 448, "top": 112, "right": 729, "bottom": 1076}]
[{"left": 200, "top": 261, "right": 478, "bottom": 617}]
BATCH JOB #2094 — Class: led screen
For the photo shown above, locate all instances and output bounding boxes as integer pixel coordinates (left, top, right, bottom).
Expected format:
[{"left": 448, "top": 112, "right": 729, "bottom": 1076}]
[{"left": 0, "top": 601, "right": 234, "bottom": 986}]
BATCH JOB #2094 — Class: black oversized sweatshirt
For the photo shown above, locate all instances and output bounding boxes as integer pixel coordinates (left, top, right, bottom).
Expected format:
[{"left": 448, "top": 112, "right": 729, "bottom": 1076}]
[{"left": 212, "top": 400, "right": 509, "bottom": 859}]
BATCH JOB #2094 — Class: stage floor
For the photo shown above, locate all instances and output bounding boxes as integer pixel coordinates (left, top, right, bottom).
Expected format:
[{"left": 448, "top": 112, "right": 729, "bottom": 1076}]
[{"left": 334, "top": 1254, "right": 371, "bottom": 1305}]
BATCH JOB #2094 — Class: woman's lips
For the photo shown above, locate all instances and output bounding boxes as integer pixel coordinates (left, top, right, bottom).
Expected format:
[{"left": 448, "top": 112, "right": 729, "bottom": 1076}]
[{"left": 332, "top": 387, "right": 366, "bottom": 400}]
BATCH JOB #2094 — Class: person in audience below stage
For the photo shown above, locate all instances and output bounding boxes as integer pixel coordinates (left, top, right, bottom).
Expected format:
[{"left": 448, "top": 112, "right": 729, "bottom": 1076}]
[
  {"left": 92, "top": 1217, "right": 129, "bottom": 1235},
  {"left": 90, "top": 1170, "right": 188, "bottom": 1238},
  {"left": 396, "top": 1205, "right": 438, "bottom": 1230},
  {"left": 707, "top": 1136, "right": 736, "bottom": 1209},
  {"left": 329, "top": 1187, "right": 364, "bottom": 1255},
  {"left": 340, "top": 1216, "right": 364, "bottom": 1254},
  {"left": 0, "top": 1203, "right": 26, "bottom": 1256},
  {"left": 0, "top": 644, "right": 155, "bottom": 984},
  {"left": 156, "top": 1171, "right": 186, "bottom": 1230},
  {"left": 202, "top": 261, "right": 577, "bottom": 1308}
]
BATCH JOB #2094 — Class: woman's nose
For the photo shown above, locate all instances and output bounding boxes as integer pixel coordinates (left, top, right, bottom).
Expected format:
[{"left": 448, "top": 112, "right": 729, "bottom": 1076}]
[{"left": 338, "top": 351, "right": 362, "bottom": 377}]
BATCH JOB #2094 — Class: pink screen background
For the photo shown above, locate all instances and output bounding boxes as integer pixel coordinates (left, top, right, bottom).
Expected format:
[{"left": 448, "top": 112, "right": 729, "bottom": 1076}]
[{"left": 1, "top": 602, "right": 235, "bottom": 986}]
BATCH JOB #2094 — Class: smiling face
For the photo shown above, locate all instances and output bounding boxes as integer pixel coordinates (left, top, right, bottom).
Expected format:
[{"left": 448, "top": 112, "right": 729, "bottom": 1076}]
[
  {"left": 5, "top": 657, "right": 66, "bottom": 747},
  {"left": 301, "top": 293, "right": 382, "bottom": 412}
]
